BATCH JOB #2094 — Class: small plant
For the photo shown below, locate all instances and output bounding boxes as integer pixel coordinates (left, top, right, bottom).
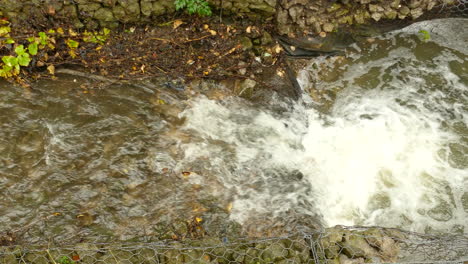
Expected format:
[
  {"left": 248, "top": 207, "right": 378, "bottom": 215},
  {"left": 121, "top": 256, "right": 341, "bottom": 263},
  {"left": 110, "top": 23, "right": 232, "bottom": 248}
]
[
  {"left": 175, "top": 0, "right": 212, "bottom": 16},
  {"left": 418, "top": 29, "right": 431, "bottom": 42},
  {"left": 57, "top": 256, "right": 74, "bottom": 264}
]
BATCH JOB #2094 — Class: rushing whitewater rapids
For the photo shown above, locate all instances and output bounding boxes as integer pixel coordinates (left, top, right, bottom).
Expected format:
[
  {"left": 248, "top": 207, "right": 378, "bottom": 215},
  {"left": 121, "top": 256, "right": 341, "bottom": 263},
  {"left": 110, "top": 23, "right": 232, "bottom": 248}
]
[{"left": 179, "top": 19, "right": 468, "bottom": 234}]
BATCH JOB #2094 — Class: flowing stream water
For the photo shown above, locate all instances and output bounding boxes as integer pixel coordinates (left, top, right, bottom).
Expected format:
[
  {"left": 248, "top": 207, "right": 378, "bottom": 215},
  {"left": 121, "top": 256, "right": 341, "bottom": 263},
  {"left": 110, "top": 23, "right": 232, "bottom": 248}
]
[{"left": 0, "top": 18, "right": 467, "bottom": 242}]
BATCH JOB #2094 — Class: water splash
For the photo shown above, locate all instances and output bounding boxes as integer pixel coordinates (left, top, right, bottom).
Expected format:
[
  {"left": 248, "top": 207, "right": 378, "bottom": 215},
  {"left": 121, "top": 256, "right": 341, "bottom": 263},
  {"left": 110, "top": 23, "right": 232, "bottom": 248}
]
[{"left": 179, "top": 20, "right": 468, "bottom": 233}]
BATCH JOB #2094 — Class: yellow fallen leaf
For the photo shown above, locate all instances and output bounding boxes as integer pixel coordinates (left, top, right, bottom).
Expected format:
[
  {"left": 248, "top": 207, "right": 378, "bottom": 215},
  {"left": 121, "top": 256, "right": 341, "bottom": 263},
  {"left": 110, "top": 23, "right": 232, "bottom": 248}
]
[
  {"left": 195, "top": 217, "right": 202, "bottom": 223},
  {"left": 173, "top": 19, "right": 184, "bottom": 29},
  {"left": 57, "top": 27, "right": 64, "bottom": 35},
  {"left": 203, "top": 24, "right": 209, "bottom": 30},
  {"left": 68, "top": 28, "right": 78, "bottom": 37},
  {"left": 47, "top": 65, "right": 55, "bottom": 75},
  {"left": 226, "top": 202, "right": 233, "bottom": 213},
  {"left": 209, "top": 30, "right": 217, "bottom": 36}
]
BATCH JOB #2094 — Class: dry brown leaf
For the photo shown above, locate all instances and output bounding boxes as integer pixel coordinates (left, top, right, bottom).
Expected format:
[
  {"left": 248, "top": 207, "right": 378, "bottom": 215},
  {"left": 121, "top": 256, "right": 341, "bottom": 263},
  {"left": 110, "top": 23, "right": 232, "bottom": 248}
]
[
  {"left": 47, "top": 65, "right": 55, "bottom": 75},
  {"left": 173, "top": 19, "right": 184, "bottom": 29}
]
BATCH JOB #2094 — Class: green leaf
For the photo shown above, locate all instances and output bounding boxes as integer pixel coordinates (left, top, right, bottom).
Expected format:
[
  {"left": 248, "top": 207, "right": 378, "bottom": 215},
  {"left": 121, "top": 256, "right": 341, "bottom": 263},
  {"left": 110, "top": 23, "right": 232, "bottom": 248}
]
[
  {"left": 103, "top": 28, "right": 110, "bottom": 36},
  {"left": 38, "top": 31, "right": 48, "bottom": 45},
  {"left": 5, "top": 38, "right": 15, "bottom": 44},
  {"left": 418, "top": 29, "right": 431, "bottom": 42},
  {"left": 18, "top": 53, "right": 30, "bottom": 66},
  {"left": 2, "top": 55, "right": 17, "bottom": 67},
  {"left": 28, "top": 42, "right": 38, "bottom": 55},
  {"left": 66, "top": 39, "right": 79, "bottom": 49},
  {"left": 27, "top": 36, "right": 35, "bottom": 42},
  {"left": 0, "top": 26, "right": 11, "bottom": 36},
  {"left": 15, "top": 45, "right": 25, "bottom": 55}
]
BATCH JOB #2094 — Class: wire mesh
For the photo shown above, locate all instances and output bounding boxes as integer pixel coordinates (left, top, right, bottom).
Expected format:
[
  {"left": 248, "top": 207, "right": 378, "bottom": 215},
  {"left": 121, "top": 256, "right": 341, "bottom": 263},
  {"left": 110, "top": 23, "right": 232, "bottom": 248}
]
[{"left": 1, "top": 226, "right": 467, "bottom": 264}]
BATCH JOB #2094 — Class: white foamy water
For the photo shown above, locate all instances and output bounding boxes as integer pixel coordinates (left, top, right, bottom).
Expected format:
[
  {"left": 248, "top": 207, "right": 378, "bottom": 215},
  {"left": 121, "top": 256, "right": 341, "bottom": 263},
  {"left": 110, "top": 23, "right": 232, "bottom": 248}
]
[{"left": 178, "top": 19, "right": 468, "bottom": 233}]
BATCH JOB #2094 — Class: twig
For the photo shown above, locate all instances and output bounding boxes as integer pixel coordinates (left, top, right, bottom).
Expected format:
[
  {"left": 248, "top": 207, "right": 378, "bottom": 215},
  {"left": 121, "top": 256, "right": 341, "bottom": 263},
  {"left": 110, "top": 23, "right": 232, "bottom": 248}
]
[
  {"left": 46, "top": 249, "right": 57, "bottom": 264},
  {"left": 184, "top": 34, "right": 211, "bottom": 43}
]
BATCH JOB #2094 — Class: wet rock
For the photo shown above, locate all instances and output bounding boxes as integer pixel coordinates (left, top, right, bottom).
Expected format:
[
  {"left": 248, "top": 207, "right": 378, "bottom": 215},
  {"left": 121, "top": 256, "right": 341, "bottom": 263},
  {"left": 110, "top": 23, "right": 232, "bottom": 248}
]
[
  {"left": 236, "top": 78, "right": 256, "bottom": 98},
  {"left": 428, "top": 200, "right": 453, "bottom": 221},
  {"left": 259, "top": 242, "right": 289, "bottom": 261},
  {"left": 341, "top": 233, "right": 379, "bottom": 258},
  {"left": 462, "top": 192, "right": 468, "bottom": 213}
]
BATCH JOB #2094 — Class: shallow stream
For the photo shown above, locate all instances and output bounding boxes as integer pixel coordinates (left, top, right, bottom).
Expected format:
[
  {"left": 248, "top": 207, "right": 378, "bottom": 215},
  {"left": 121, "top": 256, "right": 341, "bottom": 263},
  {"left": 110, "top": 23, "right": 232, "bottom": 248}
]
[{"left": 0, "top": 18, "right": 467, "bottom": 242}]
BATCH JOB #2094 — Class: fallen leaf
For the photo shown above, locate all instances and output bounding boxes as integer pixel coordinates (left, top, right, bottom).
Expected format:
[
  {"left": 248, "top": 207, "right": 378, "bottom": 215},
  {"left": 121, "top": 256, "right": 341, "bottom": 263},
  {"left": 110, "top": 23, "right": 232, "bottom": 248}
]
[
  {"left": 68, "top": 28, "right": 78, "bottom": 37},
  {"left": 47, "top": 65, "right": 55, "bottom": 75},
  {"left": 195, "top": 217, "right": 202, "bottom": 223},
  {"left": 173, "top": 19, "right": 184, "bottom": 29},
  {"left": 226, "top": 202, "right": 233, "bottom": 213},
  {"left": 182, "top": 171, "right": 191, "bottom": 177},
  {"left": 209, "top": 30, "right": 217, "bottom": 36},
  {"left": 246, "top": 26, "right": 252, "bottom": 33}
]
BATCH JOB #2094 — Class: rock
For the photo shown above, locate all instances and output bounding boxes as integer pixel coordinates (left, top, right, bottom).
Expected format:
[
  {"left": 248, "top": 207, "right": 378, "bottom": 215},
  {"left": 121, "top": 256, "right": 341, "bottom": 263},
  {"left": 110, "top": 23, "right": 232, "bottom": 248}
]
[
  {"left": 327, "top": 3, "right": 342, "bottom": 12},
  {"left": 410, "top": 7, "right": 423, "bottom": 19},
  {"left": 428, "top": 200, "right": 453, "bottom": 221},
  {"left": 409, "top": 0, "right": 422, "bottom": 8},
  {"left": 79, "top": 3, "right": 102, "bottom": 13},
  {"left": 323, "top": 23, "right": 334, "bottom": 32},
  {"left": 261, "top": 31, "right": 273, "bottom": 45},
  {"left": 94, "top": 7, "right": 115, "bottom": 22},
  {"left": 313, "top": 21, "right": 322, "bottom": 33},
  {"left": 236, "top": 78, "right": 256, "bottom": 98},
  {"left": 399, "top": 5, "right": 410, "bottom": 15},
  {"left": 282, "top": 0, "right": 309, "bottom": 9},
  {"left": 239, "top": 36, "right": 253, "bottom": 50},
  {"left": 152, "top": 2, "right": 166, "bottom": 16},
  {"left": 384, "top": 9, "right": 398, "bottom": 19},
  {"left": 371, "top": 12, "right": 382, "bottom": 21},
  {"left": 390, "top": 0, "right": 401, "bottom": 8},
  {"left": 288, "top": 5, "right": 304, "bottom": 23},
  {"left": 140, "top": 1, "right": 152, "bottom": 16},
  {"left": 368, "top": 4, "right": 382, "bottom": 12},
  {"left": 260, "top": 242, "right": 289, "bottom": 261},
  {"left": 341, "top": 233, "right": 379, "bottom": 258}
]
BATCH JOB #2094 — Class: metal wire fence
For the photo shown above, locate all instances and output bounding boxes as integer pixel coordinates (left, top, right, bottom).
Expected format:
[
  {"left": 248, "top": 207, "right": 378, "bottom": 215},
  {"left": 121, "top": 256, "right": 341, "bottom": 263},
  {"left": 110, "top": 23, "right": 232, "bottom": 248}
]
[{"left": 1, "top": 226, "right": 467, "bottom": 264}]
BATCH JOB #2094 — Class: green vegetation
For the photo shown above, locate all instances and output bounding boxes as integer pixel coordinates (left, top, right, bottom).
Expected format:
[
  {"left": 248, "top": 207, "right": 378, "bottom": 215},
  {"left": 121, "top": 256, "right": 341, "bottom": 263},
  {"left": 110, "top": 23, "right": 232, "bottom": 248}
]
[
  {"left": 175, "top": 0, "right": 212, "bottom": 16},
  {"left": 57, "top": 256, "right": 74, "bottom": 264},
  {"left": 418, "top": 29, "right": 431, "bottom": 42},
  {"left": 0, "top": 18, "right": 110, "bottom": 80}
]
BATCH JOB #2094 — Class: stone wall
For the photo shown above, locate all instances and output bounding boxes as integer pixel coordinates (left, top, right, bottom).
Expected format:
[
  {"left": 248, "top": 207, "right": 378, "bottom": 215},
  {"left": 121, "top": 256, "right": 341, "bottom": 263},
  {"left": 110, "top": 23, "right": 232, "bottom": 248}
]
[
  {"left": 276, "top": 0, "right": 448, "bottom": 35},
  {"left": 0, "top": 0, "right": 276, "bottom": 29},
  {"left": 0, "top": 0, "right": 458, "bottom": 34}
]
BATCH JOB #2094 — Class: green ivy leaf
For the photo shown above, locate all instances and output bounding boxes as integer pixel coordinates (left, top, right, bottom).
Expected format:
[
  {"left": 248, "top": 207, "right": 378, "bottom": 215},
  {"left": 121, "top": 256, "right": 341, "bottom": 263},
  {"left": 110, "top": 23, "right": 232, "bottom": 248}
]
[
  {"left": 38, "top": 32, "right": 48, "bottom": 45},
  {"left": 2, "top": 55, "right": 17, "bottom": 67},
  {"left": 28, "top": 42, "right": 38, "bottom": 55},
  {"left": 15, "top": 45, "right": 26, "bottom": 55},
  {"left": 18, "top": 53, "right": 30, "bottom": 66}
]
